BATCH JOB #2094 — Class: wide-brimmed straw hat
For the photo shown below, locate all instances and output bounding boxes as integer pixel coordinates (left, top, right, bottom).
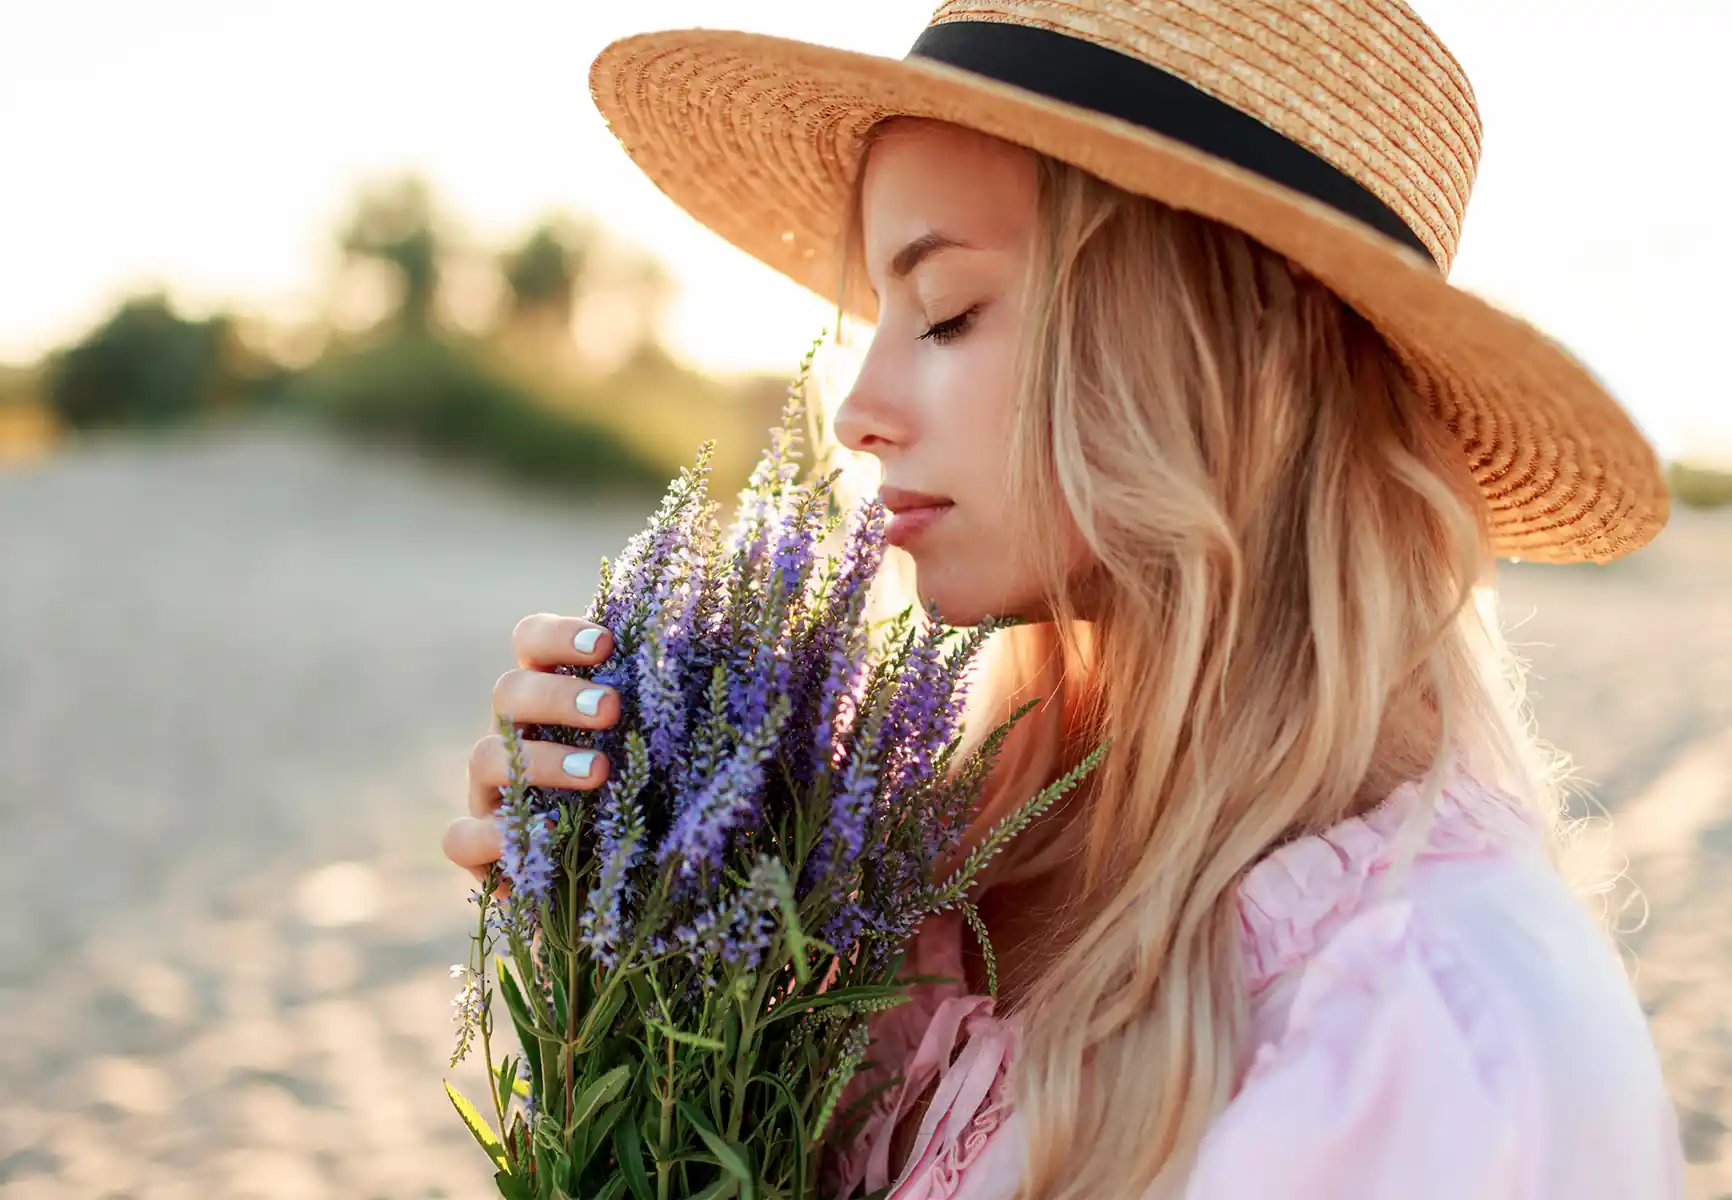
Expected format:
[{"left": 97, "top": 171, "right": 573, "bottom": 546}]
[{"left": 589, "top": 0, "right": 1669, "bottom": 565}]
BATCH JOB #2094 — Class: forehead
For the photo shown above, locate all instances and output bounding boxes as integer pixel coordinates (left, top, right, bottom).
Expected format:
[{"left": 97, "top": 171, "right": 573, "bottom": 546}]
[{"left": 857, "top": 119, "right": 1039, "bottom": 253}]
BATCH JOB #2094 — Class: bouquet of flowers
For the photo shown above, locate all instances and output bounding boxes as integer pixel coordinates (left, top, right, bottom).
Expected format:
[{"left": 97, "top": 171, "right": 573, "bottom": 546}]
[{"left": 446, "top": 342, "right": 1106, "bottom": 1200}]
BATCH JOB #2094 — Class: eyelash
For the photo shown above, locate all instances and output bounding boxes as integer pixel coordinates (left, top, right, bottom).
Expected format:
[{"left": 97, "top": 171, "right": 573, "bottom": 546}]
[{"left": 918, "top": 304, "right": 980, "bottom": 345}]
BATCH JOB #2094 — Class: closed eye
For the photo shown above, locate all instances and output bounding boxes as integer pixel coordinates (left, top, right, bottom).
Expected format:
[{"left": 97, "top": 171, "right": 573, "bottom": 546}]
[{"left": 917, "top": 304, "right": 980, "bottom": 345}]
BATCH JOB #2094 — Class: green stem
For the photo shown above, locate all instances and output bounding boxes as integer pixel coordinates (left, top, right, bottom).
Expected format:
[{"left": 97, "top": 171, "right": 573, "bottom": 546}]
[
  {"left": 657, "top": 1028, "right": 675, "bottom": 1200},
  {"left": 728, "top": 961, "right": 777, "bottom": 1140},
  {"left": 573, "top": 863, "right": 674, "bottom": 1055},
  {"left": 563, "top": 946, "right": 577, "bottom": 1128},
  {"left": 476, "top": 874, "right": 508, "bottom": 1144}
]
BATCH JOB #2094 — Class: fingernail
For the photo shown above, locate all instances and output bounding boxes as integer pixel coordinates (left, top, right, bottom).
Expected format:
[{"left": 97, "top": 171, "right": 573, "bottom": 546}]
[
  {"left": 573, "top": 627, "right": 604, "bottom": 654},
  {"left": 575, "top": 687, "right": 606, "bottom": 717},
  {"left": 563, "top": 750, "right": 599, "bottom": 778}
]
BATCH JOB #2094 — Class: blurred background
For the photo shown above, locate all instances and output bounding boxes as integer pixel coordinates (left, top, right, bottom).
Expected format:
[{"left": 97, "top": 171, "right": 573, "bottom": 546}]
[{"left": 0, "top": 1, "right": 1727, "bottom": 1196}]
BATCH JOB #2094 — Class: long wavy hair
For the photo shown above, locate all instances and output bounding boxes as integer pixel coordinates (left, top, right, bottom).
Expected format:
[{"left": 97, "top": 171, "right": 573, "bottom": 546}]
[{"left": 812, "top": 120, "right": 1574, "bottom": 1199}]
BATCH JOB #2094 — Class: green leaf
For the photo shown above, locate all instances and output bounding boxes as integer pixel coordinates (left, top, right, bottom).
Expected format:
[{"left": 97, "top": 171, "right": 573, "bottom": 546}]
[
  {"left": 648, "top": 1020, "right": 726, "bottom": 1051},
  {"left": 573, "top": 1098, "right": 630, "bottom": 1178},
  {"left": 567, "top": 1064, "right": 632, "bottom": 1134},
  {"left": 688, "top": 1180, "right": 740, "bottom": 1200},
  {"left": 764, "top": 984, "right": 906, "bottom": 1024},
  {"left": 582, "top": 979, "right": 634, "bottom": 1048},
  {"left": 497, "top": 958, "right": 559, "bottom": 1061},
  {"left": 750, "top": 1073, "right": 806, "bottom": 1200},
  {"left": 532, "top": 1143, "right": 556, "bottom": 1198},
  {"left": 498, "top": 957, "right": 564, "bottom": 1114},
  {"left": 493, "top": 1167, "right": 533, "bottom": 1200},
  {"left": 593, "top": 1178, "right": 630, "bottom": 1200},
  {"left": 763, "top": 862, "right": 812, "bottom": 986},
  {"left": 535, "top": 1116, "right": 566, "bottom": 1154},
  {"left": 615, "top": 1116, "right": 655, "bottom": 1200},
  {"left": 958, "top": 899, "right": 998, "bottom": 1000},
  {"left": 811, "top": 1022, "right": 871, "bottom": 1144},
  {"left": 494, "top": 1055, "right": 521, "bottom": 1117},
  {"left": 944, "top": 739, "right": 1111, "bottom": 901},
  {"left": 678, "top": 1100, "right": 755, "bottom": 1200},
  {"left": 446, "top": 1080, "right": 510, "bottom": 1173},
  {"left": 551, "top": 970, "right": 571, "bottom": 1034},
  {"left": 495, "top": 958, "right": 534, "bottom": 1023}
]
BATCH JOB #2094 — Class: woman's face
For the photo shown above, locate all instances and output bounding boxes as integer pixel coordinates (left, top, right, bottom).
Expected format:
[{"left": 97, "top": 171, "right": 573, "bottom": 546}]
[{"left": 833, "top": 119, "right": 1087, "bottom": 628}]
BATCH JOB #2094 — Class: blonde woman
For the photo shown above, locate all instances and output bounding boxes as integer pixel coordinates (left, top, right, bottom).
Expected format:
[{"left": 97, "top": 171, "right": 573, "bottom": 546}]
[{"left": 443, "top": 2, "right": 1686, "bottom": 1195}]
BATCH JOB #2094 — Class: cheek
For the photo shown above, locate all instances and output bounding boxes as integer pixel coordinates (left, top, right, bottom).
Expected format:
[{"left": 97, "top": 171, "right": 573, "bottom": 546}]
[
  {"left": 909, "top": 326, "right": 1056, "bottom": 622},
  {"left": 937, "top": 327, "right": 1019, "bottom": 476}
]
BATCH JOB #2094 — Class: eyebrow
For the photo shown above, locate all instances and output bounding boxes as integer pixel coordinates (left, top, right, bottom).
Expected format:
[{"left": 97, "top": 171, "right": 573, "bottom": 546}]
[{"left": 889, "top": 231, "right": 974, "bottom": 281}]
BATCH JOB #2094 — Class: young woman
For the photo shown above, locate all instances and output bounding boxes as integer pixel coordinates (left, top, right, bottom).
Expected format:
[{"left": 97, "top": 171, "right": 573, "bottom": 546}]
[{"left": 444, "top": 2, "right": 1685, "bottom": 1196}]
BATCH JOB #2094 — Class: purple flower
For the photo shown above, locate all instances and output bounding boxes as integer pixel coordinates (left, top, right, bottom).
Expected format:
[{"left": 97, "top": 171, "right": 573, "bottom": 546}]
[
  {"left": 810, "top": 629, "right": 864, "bottom": 779},
  {"left": 877, "top": 609, "right": 951, "bottom": 799},
  {"left": 443, "top": 339, "right": 1103, "bottom": 1194},
  {"left": 500, "top": 811, "right": 555, "bottom": 908},
  {"left": 672, "top": 857, "right": 788, "bottom": 970},
  {"left": 494, "top": 724, "right": 556, "bottom": 910},
  {"left": 796, "top": 500, "right": 885, "bottom": 781},
  {"left": 806, "top": 693, "right": 887, "bottom": 888},
  {"left": 635, "top": 590, "right": 689, "bottom": 776},
  {"left": 580, "top": 733, "right": 650, "bottom": 968},
  {"left": 658, "top": 694, "right": 791, "bottom": 877}
]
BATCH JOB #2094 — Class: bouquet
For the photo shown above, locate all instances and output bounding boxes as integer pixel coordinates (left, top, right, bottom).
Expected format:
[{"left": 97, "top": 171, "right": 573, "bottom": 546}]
[{"left": 446, "top": 341, "right": 1106, "bottom": 1200}]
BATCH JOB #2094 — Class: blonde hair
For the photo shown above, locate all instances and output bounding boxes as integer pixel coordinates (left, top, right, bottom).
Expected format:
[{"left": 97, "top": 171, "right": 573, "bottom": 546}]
[{"left": 815, "top": 121, "right": 1572, "bottom": 1199}]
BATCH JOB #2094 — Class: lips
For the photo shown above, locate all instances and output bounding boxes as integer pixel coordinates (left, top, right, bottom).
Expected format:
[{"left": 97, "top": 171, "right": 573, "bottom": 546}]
[
  {"left": 878, "top": 485, "right": 955, "bottom": 514},
  {"left": 879, "top": 487, "right": 955, "bottom": 548}
]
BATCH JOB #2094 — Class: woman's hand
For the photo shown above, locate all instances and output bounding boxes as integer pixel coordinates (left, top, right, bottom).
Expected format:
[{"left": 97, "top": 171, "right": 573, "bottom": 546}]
[{"left": 442, "top": 613, "right": 620, "bottom": 883}]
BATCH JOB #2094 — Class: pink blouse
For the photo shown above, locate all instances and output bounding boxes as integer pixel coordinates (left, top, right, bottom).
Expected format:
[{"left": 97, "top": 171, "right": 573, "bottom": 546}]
[{"left": 826, "top": 768, "right": 1685, "bottom": 1199}]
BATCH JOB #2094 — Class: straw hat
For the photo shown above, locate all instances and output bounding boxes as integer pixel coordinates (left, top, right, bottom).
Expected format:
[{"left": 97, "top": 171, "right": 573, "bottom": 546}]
[{"left": 589, "top": 0, "right": 1669, "bottom": 565}]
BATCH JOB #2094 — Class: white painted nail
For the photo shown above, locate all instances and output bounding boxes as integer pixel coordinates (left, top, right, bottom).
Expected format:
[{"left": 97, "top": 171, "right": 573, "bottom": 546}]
[
  {"left": 573, "top": 627, "right": 604, "bottom": 654},
  {"left": 563, "top": 750, "right": 599, "bottom": 778},
  {"left": 575, "top": 687, "right": 606, "bottom": 717}
]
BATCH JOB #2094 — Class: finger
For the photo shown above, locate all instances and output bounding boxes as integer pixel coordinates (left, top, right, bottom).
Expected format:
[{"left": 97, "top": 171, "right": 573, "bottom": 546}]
[
  {"left": 467, "top": 733, "right": 611, "bottom": 818},
  {"left": 443, "top": 816, "right": 503, "bottom": 873},
  {"left": 491, "top": 667, "right": 621, "bottom": 731},
  {"left": 514, "top": 613, "right": 615, "bottom": 670}
]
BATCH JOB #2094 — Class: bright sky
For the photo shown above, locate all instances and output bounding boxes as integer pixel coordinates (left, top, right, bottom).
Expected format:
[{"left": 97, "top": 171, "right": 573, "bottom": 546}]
[{"left": 2, "top": 1, "right": 1727, "bottom": 459}]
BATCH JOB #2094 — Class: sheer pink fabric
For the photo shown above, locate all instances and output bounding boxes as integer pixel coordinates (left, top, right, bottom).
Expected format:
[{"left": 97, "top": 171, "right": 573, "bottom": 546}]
[{"left": 824, "top": 769, "right": 1685, "bottom": 1199}]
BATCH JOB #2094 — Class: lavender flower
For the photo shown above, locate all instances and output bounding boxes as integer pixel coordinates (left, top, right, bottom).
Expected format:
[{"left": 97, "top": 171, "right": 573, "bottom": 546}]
[
  {"left": 493, "top": 723, "right": 555, "bottom": 911},
  {"left": 579, "top": 732, "right": 650, "bottom": 968},
  {"left": 443, "top": 333, "right": 1108, "bottom": 1199},
  {"left": 635, "top": 589, "right": 688, "bottom": 776},
  {"left": 878, "top": 608, "right": 951, "bottom": 799},
  {"left": 671, "top": 856, "right": 787, "bottom": 971},
  {"left": 658, "top": 693, "right": 790, "bottom": 878},
  {"left": 448, "top": 964, "right": 484, "bottom": 1067}
]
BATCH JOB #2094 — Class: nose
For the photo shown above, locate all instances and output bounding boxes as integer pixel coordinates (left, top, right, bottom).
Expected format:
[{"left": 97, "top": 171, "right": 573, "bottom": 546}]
[{"left": 832, "top": 346, "right": 909, "bottom": 456}]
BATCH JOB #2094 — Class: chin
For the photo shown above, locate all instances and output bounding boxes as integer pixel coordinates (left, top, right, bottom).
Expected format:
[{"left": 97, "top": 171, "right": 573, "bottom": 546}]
[{"left": 908, "top": 564, "right": 1044, "bottom": 628}]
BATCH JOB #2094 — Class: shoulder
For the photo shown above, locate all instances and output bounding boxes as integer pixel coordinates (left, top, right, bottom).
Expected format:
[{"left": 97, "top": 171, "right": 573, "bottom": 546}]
[{"left": 1191, "top": 875, "right": 1684, "bottom": 1199}]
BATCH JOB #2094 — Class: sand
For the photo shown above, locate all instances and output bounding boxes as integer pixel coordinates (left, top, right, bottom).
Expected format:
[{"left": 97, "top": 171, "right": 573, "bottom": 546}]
[{"left": 0, "top": 422, "right": 1725, "bottom": 1197}]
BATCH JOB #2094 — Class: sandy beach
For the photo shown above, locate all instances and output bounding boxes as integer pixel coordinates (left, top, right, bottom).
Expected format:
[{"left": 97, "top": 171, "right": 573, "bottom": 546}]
[{"left": 0, "top": 423, "right": 1726, "bottom": 1197}]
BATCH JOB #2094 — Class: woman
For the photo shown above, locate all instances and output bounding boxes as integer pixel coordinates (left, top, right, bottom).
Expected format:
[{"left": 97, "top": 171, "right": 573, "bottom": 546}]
[{"left": 444, "top": 2, "right": 1685, "bottom": 1196}]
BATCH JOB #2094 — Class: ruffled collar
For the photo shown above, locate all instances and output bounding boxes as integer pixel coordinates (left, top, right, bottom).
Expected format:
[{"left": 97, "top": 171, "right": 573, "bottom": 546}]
[
  {"left": 1234, "top": 766, "right": 1545, "bottom": 992},
  {"left": 827, "top": 765, "right": 1545, "bottom": 1197}
]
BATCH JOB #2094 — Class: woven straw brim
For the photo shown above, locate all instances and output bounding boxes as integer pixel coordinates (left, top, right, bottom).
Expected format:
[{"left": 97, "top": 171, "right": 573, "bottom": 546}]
[{"left": 590, "top": 29, "right": 1669, "bottom": 565}]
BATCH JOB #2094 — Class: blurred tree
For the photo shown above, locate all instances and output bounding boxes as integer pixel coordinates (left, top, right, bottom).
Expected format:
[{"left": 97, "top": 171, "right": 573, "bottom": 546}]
[
  {"left": 338, "top": 174, "right": 445, "bottom": 332},
  {"left": 500, "top": 213, "right": 594, "bottom": 330},
  {"left": 496, "top": 212, "right": 676, "bottom": 373},
  {"left": 44, "top": 292, "right": 236, "bottom": 429},
  {"left": 1668, "top": 460, "right": 1732, "bottom": 510}
]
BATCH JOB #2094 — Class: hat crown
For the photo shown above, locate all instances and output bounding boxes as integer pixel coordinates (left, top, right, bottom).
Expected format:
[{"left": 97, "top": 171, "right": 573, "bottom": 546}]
[{"left": 925, "top": 0, "right": 1482, "bottom": 270}]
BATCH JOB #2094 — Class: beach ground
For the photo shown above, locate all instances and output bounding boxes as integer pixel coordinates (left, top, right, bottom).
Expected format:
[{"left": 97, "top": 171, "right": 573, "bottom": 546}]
[{"left": 1, "top": 424, "right": 1726, "bottom": 1197}]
